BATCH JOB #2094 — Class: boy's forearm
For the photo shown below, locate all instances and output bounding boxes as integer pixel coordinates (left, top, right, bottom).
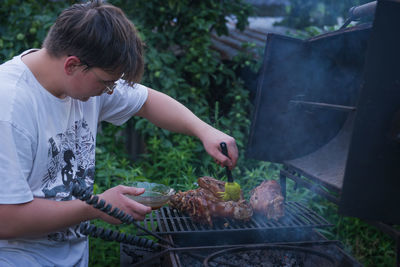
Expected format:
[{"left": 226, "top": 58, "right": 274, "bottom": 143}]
[
  {"left": 136, "top": 88, "right": 211, "bottom": 139},
  {"left": 136, "top": 88, "right": 238, "bottom": 167},
  {"left": 0, "top": 198, "right": 96, "bottom": 239}
]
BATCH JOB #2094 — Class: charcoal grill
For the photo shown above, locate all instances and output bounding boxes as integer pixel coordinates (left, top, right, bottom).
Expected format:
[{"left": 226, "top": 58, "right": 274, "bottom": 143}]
[
  {"left": 246, "top": 0, "right": 400, "bottom": 265},
  {"left": 120, "top": 203, "right": 360, "bottom": 266}
]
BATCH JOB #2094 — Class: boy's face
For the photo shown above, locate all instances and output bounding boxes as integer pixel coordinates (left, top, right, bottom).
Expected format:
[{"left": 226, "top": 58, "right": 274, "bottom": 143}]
[
  {"left": 63, "top": 56, "right": 120, "bottom": 101},
  {"left": 68, "top": 66, "right": 120, "bottom": 102}
]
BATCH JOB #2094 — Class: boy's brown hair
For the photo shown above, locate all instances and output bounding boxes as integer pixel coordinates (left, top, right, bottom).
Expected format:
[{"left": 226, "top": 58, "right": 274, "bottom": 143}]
[{"left": 43, "top": 0, "right": 143, "bottom": 85}]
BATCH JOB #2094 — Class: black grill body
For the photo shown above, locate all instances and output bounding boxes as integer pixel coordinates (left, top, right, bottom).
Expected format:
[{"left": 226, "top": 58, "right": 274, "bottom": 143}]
[
  {"left": 245, "top": 1, "right": 400, "bottom": 265},
  {"left": 246, "top": 0, "right": 400, "bottom": 227}
]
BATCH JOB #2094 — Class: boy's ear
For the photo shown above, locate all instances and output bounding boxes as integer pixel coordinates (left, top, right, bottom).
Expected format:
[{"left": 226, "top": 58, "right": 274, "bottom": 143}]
[{"left": 64, "top": 56, "right": 82, "bottom": 75}]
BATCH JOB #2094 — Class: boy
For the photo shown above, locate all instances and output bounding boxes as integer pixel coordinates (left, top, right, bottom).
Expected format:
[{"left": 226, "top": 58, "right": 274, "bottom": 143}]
[{"left": 0, "top": 1, "right": 238, "bottom": 266}]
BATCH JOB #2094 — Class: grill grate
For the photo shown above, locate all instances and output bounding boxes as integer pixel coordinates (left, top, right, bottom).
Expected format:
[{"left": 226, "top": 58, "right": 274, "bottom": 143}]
[{"left": 137, "top": 201, "right": 332, "bottom": 236}]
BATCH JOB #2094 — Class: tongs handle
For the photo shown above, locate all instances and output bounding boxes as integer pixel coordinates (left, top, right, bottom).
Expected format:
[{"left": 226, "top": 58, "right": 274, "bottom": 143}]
[{"left": 220, "top": 142, "right": 233, "bottom": 183}]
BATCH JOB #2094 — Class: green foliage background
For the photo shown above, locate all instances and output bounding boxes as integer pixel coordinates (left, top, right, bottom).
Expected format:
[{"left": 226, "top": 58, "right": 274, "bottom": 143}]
[
  {"left": 279, "top": 0, "right": 371, "bottom": 29},
  {"left": 0, "top": 0, "right": 396, "bottom": 266}
]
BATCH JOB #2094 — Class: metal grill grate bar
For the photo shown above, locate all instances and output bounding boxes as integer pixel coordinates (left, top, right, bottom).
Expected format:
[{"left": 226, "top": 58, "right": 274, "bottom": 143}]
[
  {"left": 160, "top": 207, "right": 172, "bottom": 232},
  {"left": 140, "top": 201, "right": 332, "bottom": 236},
  {"left": 291, "top": 202, "right": 330, "bottom": 226}
]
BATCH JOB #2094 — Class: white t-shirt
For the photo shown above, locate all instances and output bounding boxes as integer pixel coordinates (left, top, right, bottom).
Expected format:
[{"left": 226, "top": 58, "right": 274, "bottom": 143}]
[{"left": 0, "top": 50, "right": 148, "bottom": 266}]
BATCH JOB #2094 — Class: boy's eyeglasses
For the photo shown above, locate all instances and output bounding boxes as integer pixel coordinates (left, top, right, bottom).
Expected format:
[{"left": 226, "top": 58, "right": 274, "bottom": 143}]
[
  {"left": 68, "top": 55, "right": 119, "bottom": 95},
  {"left": 89, "top": 68, "right": 117, "bottom": 95}
]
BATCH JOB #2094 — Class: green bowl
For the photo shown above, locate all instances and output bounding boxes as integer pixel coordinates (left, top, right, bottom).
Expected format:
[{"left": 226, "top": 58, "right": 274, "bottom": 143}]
[{"left": 124, "top": 181, "right": 175, "bottom": 209}]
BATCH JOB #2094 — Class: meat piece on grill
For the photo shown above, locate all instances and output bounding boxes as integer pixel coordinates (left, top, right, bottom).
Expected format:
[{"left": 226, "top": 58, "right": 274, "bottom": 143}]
[
  {"left": 249, "top": 180, "right": 285, "bottom": 220},
  {"left": 169, "top": 176, "right": 253, "bottom": 226},
  {"left": 197, "top": 175, "right": 245, "bottom": 199}
]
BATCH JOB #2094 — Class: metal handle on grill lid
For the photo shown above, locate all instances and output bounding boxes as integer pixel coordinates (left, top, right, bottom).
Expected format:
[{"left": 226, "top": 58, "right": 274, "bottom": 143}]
[
  {"left": 348, "top": 1, "right": 376, "bottom": 21},
  {"left": 340, "top": 1, "right": 376, "bottom": 29}
]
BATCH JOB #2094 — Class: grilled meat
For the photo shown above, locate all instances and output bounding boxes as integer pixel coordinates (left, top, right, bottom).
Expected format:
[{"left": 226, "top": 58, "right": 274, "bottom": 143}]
[
  {"left": 249, "top": 180, "right": 285, "bottom": 220},
  {"left": 169, "top": 176, "right": 253, "bottom": 226}
]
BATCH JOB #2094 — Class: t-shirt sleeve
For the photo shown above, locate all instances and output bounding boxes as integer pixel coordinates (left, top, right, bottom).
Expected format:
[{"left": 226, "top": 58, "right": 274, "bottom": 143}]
[
  {"left": 0, "top": 121, "right": 34, "bottom": 203},
  {"left": 98, "top": 82, "right": 148, "bottom": 125}
]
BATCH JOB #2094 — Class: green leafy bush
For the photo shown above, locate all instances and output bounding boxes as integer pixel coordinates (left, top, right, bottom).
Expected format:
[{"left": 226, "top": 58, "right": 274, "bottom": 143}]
[{"left": 0, "top": 0, "right": 75, "bottom": 61}]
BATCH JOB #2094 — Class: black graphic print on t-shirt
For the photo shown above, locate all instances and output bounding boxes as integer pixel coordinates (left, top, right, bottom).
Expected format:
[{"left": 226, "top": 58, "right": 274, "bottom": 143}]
[{"left": 41, "top": 119, "right": 96, "bottom": 241}]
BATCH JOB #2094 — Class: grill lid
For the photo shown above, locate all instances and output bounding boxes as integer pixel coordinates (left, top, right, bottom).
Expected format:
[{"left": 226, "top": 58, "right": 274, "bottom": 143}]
[{"left": 246, "top": 24, "right": 370, "bottom": 163}]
